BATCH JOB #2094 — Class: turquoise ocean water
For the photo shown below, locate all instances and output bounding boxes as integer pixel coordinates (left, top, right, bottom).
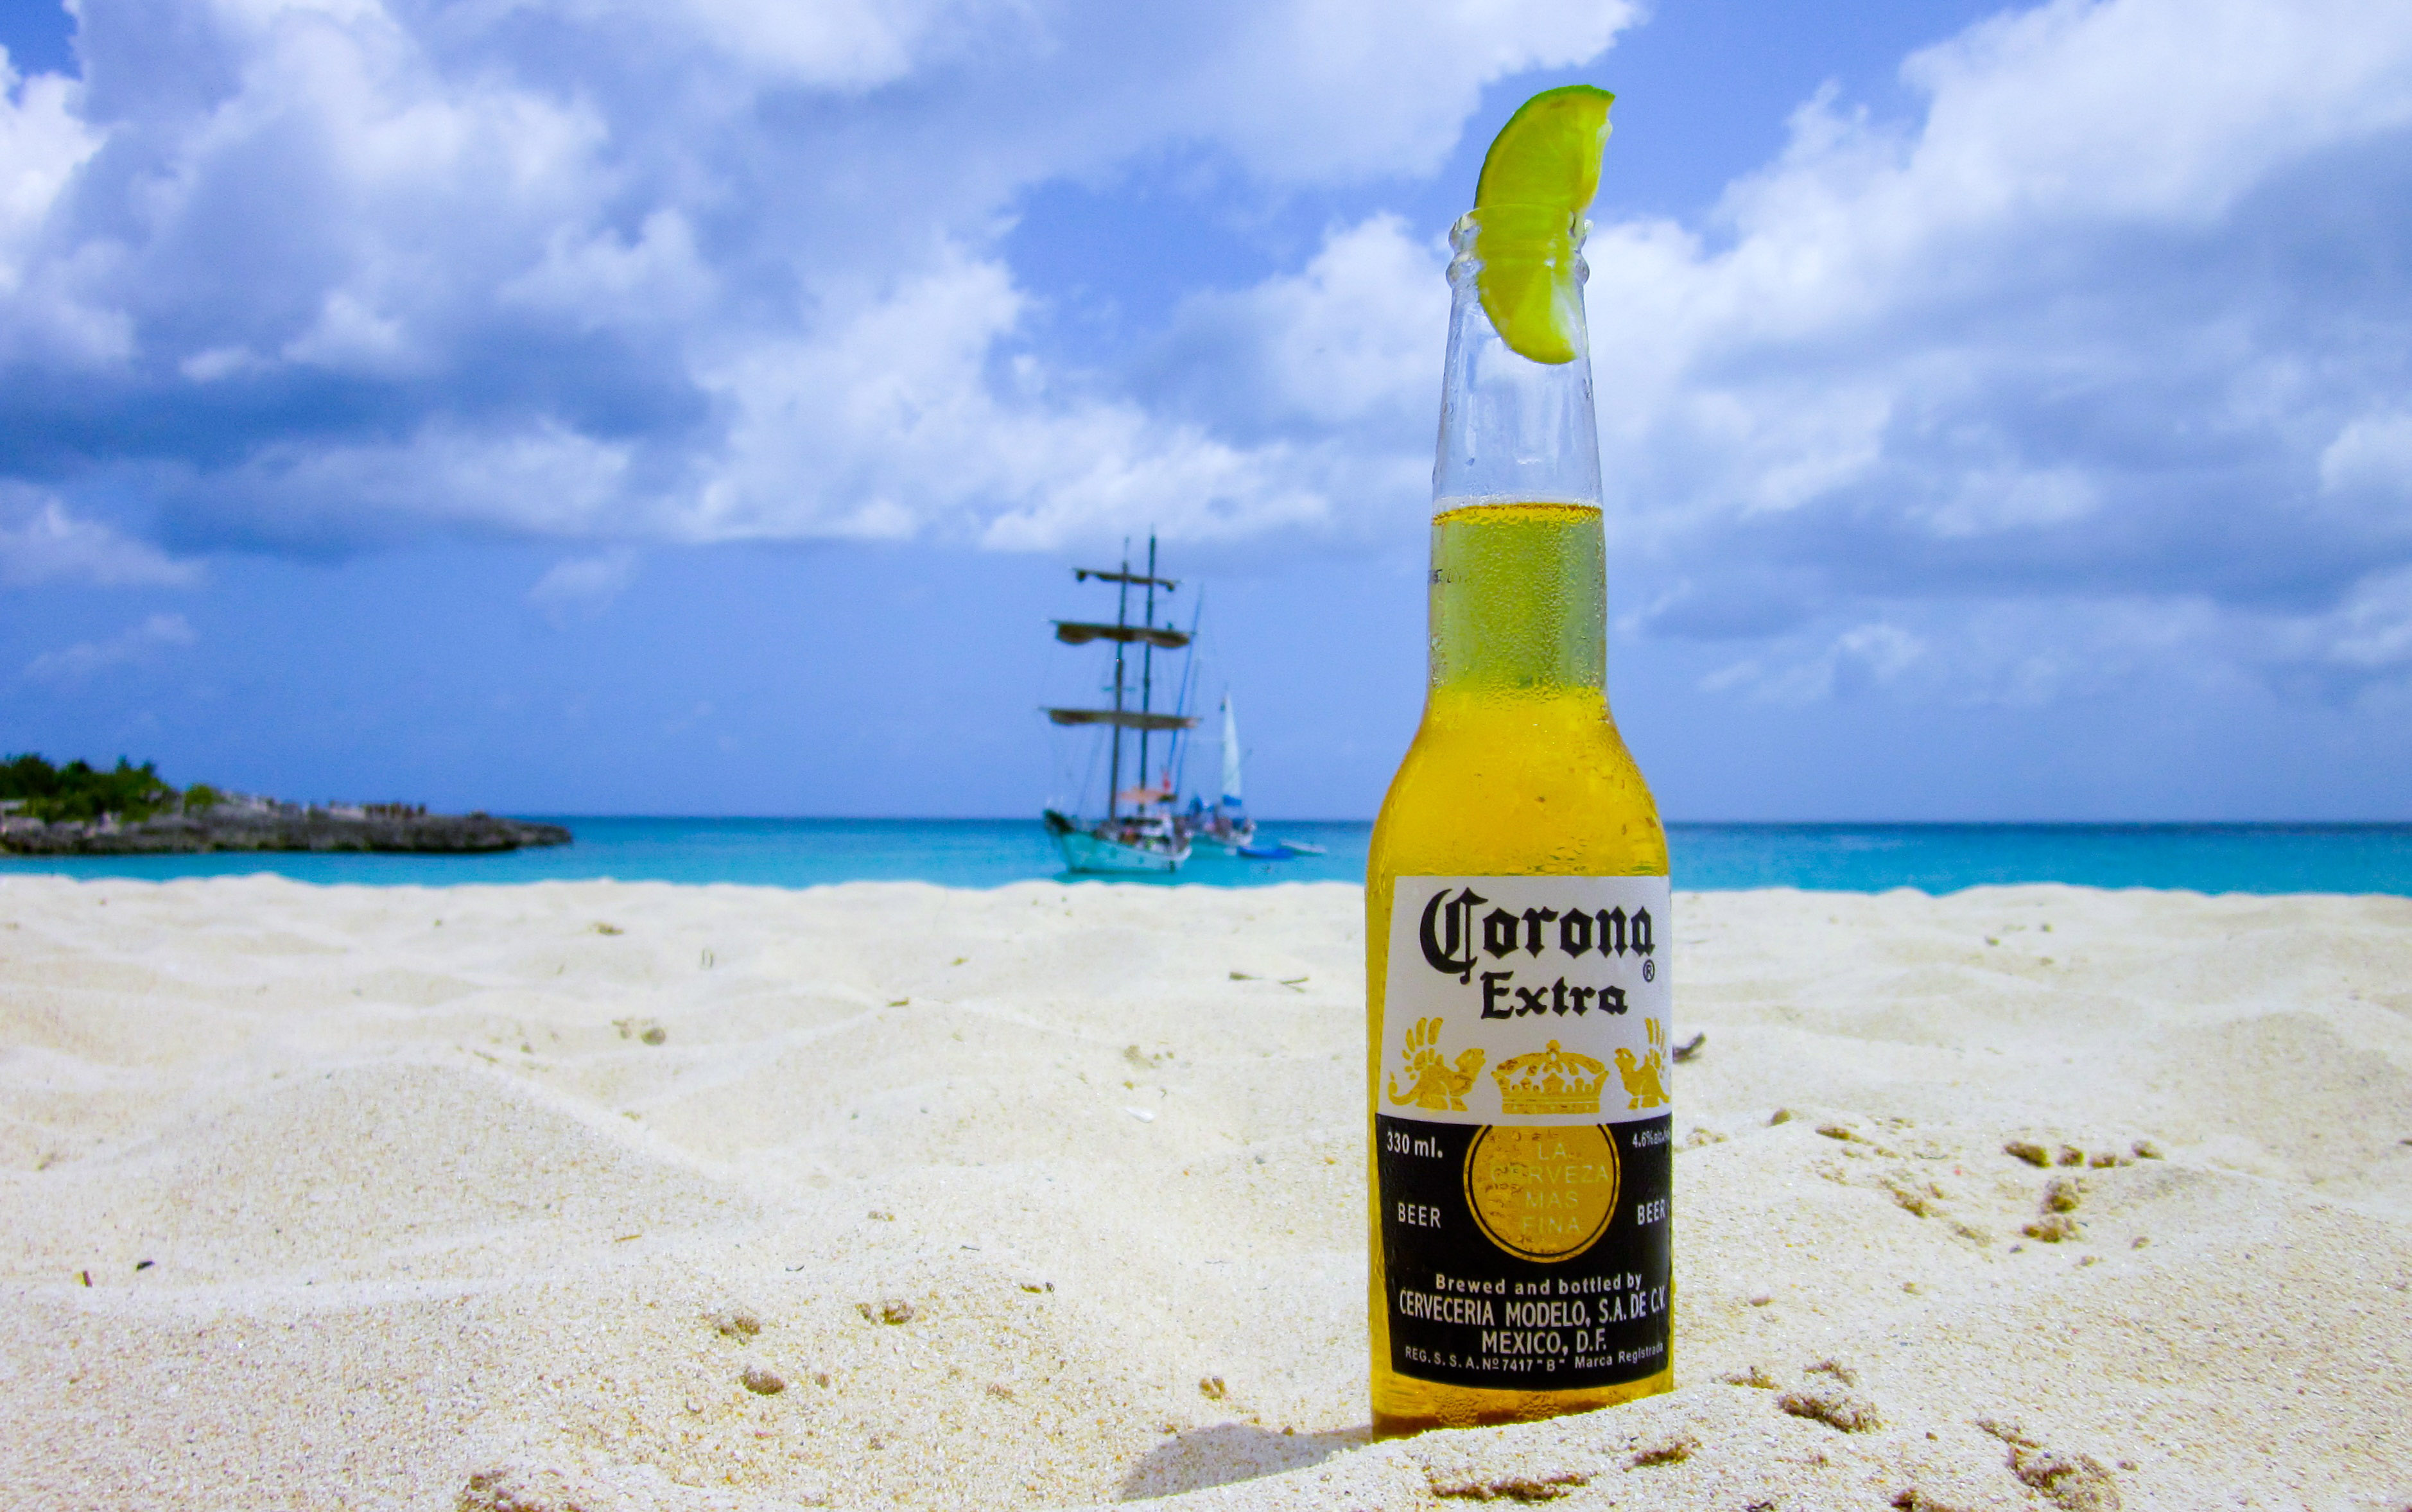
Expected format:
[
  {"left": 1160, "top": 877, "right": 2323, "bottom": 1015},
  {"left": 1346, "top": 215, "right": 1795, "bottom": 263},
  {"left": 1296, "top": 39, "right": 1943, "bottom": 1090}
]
[{"left": 4, "top": 819, "right": 2410, "bottom": 895}]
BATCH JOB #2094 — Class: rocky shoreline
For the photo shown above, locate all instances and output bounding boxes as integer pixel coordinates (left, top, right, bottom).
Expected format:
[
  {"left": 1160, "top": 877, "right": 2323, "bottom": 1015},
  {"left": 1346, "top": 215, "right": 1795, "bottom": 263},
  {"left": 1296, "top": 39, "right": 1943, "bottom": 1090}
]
[{"left": 0, "top": 803, "right": 571, "bottom": 856}]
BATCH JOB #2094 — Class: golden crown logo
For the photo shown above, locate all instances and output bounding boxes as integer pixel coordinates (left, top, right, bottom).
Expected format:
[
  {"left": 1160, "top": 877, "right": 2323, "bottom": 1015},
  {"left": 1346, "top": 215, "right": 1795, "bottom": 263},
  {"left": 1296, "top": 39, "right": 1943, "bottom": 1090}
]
[
  {"left": 1389, "top": 1016, "right": 1485, "bottom": 1112},
  {"left": 1614, "top": 1018, "right": 1669, "bottom": 1111},
  {"left": 1491, "top": 1039, "right": 1609, "bottom": 1117}
]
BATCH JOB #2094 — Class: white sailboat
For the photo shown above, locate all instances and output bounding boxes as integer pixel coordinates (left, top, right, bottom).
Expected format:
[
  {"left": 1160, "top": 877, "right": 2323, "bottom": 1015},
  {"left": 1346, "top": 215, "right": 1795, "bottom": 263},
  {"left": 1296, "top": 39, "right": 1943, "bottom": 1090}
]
[
  {"left": 1222, "top": 695, "right": 1245, "bottom": 822},
  {"left": 1040, "top": 538, "right": 1199, "bottom": 874},
  {"left": 1188, "top": 693, "right": 1325, "bottom": 859},
  {"left": 1187, "top": 694, "right": 1257, "bottom": 850}
]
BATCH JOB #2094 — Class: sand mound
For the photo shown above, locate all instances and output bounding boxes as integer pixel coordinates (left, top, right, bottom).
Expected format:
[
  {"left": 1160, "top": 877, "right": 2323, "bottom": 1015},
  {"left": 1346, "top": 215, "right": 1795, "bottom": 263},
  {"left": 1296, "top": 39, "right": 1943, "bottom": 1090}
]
[{"left": 0, "top": 876, "right": 2405, "bottom": 1509}]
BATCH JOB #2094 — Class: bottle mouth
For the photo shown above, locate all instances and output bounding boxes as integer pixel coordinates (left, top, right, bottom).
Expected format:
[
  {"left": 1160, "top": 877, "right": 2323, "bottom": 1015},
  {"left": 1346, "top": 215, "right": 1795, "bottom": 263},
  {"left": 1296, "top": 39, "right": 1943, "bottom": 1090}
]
[{"left": 1447, "top": 208, "right": 1591, "bottom": 281}]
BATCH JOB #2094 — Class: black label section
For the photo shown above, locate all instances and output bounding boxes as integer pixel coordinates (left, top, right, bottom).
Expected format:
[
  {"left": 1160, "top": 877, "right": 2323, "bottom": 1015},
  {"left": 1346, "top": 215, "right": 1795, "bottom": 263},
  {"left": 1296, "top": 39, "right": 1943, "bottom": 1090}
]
[{"left": 1378, "top": 1113, "right": 1671, "bottom": 1391}]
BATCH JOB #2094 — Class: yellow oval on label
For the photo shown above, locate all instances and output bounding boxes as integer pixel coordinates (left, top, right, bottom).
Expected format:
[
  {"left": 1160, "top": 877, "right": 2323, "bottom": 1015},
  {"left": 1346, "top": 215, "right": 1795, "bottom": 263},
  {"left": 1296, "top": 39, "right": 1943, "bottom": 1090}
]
[{"left": 1462, "top": 1124, "right": 1621, "bottom": 1262}]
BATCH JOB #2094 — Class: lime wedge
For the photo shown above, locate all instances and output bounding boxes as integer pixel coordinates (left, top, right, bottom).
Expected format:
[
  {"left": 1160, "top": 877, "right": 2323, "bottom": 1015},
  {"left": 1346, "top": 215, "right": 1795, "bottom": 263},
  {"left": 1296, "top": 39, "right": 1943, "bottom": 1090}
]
[{"left": 1471, "top": 84, "right": 1614, "bottom": 364}]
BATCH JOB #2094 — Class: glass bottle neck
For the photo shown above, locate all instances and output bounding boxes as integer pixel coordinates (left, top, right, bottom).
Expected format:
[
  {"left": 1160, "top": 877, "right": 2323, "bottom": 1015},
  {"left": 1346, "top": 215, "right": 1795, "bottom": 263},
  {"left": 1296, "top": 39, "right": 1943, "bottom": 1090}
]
[
  {"left": 1428, "top": 211, "right": 1608, "bottom": 699},
  {"left": 1428, "top": 501, "right": 1605, "bottom": 694},
  {"left": 1432, "top": 211, "right": 1602, "bottom": 510}
]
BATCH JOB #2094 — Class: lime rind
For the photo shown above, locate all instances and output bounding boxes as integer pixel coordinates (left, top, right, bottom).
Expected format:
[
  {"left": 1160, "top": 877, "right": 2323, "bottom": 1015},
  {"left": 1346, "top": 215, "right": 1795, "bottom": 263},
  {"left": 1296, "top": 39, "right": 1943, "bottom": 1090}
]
[{"left": 1470, "top": 85, "right": 1613, "bottom": 365}]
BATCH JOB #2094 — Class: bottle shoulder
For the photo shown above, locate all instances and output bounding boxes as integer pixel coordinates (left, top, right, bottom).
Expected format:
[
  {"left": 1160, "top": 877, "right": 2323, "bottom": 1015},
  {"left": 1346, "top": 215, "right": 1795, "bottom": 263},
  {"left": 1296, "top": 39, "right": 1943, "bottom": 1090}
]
[{"left": 1371, "top": 690, "right": 1665, "bottom": 880}]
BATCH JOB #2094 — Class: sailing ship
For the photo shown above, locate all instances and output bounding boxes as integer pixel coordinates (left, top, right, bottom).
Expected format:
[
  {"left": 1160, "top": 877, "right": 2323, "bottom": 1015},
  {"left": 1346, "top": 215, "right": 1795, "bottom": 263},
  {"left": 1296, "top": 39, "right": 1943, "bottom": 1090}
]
[{"left": 1041, "top": 537, "right": 1201, "bottom": 873}]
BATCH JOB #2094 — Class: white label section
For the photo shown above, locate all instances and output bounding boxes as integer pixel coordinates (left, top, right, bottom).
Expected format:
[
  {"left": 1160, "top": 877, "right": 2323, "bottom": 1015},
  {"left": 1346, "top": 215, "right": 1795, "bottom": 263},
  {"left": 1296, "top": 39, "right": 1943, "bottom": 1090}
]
[{"left": 1380, "top": 876, "right": 1672, "bottom": 1128}]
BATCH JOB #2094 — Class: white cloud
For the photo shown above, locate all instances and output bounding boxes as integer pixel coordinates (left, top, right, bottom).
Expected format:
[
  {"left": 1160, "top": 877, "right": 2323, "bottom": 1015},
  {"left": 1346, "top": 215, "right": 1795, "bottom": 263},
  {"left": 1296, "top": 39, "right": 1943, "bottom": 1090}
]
[
  {"left": 1703, "top": 621, "right": 1927, "bottom": 706},
  {"left": 2319, "top": 568, "right": 2412, "bottom": 672},
  {"left": 2251, "top": 564, "right": 2412, "bottom": 685},
  {"left": 1156, "top": 214, "right": 1448, "bottom": 439},
  {"left": 1161, "top": 0, "right": 1639, "bottom": 184},
  {"left": 2320, "top": 411, "right": 2412, "bottom": 501},
  {"left": 1547, "top": 0, "right": 2412, "bottom": 709},
  {"left": 499, "top": 210, "right": 713, "bottom": 329},
  {"left": 686, "top": 247, "right": 1333, "bottom": 551},
  {"left": 0, "top": 0, "right": 2409, "bottom": 715},
  {"left": 528, "top": 547, "right": 638, "bottom": 623},
  {"left": 1698, "top": 596, "right": 2235, "bottom": 712},
  {"left": 0, "top": 46, "right": 117, "bottom": 363},
  {"left": 0, "top": 488, "right": 201, "bottom": 586},
  {"left": 0, "top": 0, "right": 1632, "bottom": 552},
  {"left": 187, "top": 419, "right": 637, "bottom": 544},
  {"left": 666, "top": 0, "right": 980, "bottom": 89},
  {"left": 281, "top": 289, "right": 416, "bottom": 373},
  {"left": 179, "top": 343, "right": 268, "bottom": 381},
  {"left": 0, "top": 54, "right": 98, "bottom": 264},
  {"left": 23, "top": 611, "right": 196, "bottom": 681}
]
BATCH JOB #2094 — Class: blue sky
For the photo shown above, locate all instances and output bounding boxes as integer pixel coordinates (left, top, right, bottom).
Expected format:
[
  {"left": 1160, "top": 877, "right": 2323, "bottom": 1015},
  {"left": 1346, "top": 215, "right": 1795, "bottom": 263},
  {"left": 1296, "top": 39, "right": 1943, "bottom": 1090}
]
[{"left": 3, "top": 0, "right": 2409, "bottom": 821}]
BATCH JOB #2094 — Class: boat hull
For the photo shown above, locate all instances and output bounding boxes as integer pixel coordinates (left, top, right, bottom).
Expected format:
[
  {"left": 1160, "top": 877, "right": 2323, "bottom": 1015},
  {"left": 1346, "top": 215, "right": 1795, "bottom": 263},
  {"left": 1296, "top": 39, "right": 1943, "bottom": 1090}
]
[
  {"left": 1044, "top": 810, "right": 1188, "bottom": 874},
  {"left": 1053, "top": 827, "right": 1187, "bottom": 874}
]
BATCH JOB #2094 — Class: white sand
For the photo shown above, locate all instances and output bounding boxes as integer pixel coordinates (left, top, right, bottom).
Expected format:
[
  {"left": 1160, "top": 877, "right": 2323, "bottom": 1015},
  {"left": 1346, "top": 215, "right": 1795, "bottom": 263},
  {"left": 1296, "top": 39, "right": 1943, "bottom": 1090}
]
[{"left": 1, "top": 876, "right": 2407, "bottom": 1511}]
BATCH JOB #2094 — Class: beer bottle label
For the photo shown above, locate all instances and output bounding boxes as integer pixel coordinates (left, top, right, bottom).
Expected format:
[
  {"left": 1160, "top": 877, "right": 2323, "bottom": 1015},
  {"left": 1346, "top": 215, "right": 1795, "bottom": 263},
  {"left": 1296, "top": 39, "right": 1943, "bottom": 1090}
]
[{"left": 1376, "top": 875, "right": 1672, "bottom": 1391}]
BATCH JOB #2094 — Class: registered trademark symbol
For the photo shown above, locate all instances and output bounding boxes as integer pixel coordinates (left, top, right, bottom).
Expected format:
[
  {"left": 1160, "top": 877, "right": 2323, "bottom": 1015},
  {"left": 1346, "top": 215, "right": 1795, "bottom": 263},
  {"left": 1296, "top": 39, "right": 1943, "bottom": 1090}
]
[{"left": 1642, "top": 959, "right": 1656, "bottom": 982}]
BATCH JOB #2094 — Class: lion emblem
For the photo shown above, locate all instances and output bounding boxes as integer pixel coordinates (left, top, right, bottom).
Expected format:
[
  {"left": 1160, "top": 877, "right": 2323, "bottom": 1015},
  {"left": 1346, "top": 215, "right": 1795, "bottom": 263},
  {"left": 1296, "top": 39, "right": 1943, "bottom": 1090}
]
[
  {"left": 1614, "top": 1018, "right": 1670, "bottom": 1111},
  {"left": 1388, "top": 1016, "right": 1485, "bottom": 1112}
]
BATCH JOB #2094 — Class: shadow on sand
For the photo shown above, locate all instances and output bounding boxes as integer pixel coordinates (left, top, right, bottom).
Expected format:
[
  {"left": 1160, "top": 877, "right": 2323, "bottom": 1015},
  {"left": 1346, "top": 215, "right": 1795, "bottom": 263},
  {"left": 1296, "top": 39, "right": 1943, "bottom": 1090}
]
[{"left": 1116, "top": 1421, "right": 1372, "bottom": 1500}]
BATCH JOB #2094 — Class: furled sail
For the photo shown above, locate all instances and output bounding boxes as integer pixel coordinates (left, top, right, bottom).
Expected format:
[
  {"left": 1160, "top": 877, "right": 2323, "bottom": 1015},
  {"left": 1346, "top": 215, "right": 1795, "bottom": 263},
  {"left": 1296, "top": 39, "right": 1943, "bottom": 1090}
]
[
  {"left": 1074, "top": 568, "right": 1178, "bottom": 590},
  {"left": 1044, "top": 709, "right": 1201, "bottom": 731},
  {"left": 1053, "top": 621, "right": 1192, "bottom": 649}
]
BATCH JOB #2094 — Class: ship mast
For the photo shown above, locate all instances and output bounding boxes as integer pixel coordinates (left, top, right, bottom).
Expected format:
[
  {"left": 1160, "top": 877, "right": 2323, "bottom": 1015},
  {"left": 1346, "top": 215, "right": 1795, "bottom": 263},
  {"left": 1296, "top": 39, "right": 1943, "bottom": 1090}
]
[
  {"left": 1109, "top": 543, "right": 1129, "bottom": 821},
  {"left": 1137, "top": 536, "right": 1159, "bottom": 804}
]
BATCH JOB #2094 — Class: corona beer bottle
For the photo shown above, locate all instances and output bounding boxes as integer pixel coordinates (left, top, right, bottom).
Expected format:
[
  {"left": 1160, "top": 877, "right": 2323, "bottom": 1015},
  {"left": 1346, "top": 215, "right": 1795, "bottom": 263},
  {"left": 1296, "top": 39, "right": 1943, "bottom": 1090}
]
[{"left": 1365, "top": 159, "right": 1672, "bottom": 1436}]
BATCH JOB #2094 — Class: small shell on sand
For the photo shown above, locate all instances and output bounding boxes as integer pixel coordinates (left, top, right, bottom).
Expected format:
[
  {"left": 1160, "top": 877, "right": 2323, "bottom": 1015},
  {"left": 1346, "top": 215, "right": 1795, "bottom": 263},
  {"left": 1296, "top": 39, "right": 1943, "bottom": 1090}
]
[
  {"left": 2024, "top": 1213, "right": 2083, "bottom": 1243},
  {"left": 1980, "top": 1420, "right": 2124, "bottom": 1511},
  {"left": 711, "top": 1305, "right": 762, "bottom": 1339},
  {"left": 1628, "top": 1432, "right": 1698, "bottom": 1467},
  {"left": 1425, "top": 1470, "right": 1587, "bottom": 1502},
  {"left": 2011, "top": 1138, "right": 2139, "bottom": 1170},
  {"left": 1780, "top": 1386, "right": 1883, "bottom": 1433}
]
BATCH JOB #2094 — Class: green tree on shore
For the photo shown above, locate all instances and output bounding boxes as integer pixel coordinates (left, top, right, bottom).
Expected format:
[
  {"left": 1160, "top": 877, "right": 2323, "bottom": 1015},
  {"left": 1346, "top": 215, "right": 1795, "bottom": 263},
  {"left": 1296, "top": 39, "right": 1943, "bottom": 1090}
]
[{"left": 0, "top": 754, "right": 186, "bottom": 824}]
